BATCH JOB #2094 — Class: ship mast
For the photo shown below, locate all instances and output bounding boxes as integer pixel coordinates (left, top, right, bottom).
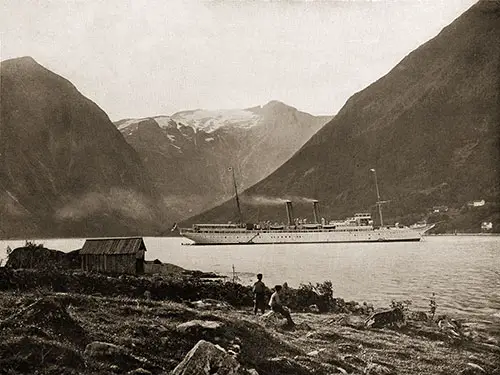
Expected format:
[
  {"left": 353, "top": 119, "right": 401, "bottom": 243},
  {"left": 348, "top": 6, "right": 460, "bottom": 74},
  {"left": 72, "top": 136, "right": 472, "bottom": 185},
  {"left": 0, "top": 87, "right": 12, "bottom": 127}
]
[
  {"left": 370, "top": 168, "right": 384, "bottom": 227},
  {"left": 230, "top": 167, "right": 243, "bottom": 224}
]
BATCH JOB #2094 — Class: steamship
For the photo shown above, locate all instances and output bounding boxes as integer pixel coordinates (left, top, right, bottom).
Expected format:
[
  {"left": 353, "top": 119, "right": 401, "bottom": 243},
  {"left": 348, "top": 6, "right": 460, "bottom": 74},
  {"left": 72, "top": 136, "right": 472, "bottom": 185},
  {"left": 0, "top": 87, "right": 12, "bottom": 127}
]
[{"left": 179, "top": 169, "right": 432, "bottom": 245}]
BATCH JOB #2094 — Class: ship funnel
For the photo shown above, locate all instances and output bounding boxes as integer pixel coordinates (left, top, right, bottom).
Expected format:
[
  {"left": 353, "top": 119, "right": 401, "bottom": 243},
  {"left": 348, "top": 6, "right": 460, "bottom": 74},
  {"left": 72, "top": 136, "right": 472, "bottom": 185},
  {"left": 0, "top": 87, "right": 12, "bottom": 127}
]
[
  {"left": 312, "top": 200, "right": 320, "bottom": 224},
  {"left": 285, "top": 200, "right": 294, "bottom": 226}
]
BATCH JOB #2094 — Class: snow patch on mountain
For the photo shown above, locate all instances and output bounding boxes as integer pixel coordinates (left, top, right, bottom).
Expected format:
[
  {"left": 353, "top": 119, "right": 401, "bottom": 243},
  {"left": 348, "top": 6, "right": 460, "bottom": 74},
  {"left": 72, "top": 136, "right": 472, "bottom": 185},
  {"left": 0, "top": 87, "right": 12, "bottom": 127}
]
[
  {"left": 118, "top": 118, "right": 141, "bottom": 130},
  {"left": 117, "top": 116, "right": 178, "bottom": 132},
  {"left": 154, "top": 116, "right": 178, "bottom": 129},
  {"left": 171, "top": 109, "right": 261, "bottom": 133}
]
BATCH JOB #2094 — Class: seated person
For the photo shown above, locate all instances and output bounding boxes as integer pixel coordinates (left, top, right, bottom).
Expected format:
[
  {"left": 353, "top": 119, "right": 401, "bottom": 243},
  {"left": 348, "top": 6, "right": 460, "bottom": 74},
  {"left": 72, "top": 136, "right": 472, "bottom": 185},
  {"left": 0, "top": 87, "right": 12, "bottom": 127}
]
[{"left": 269, "top": 284, "right": 295, "bottom": 326}]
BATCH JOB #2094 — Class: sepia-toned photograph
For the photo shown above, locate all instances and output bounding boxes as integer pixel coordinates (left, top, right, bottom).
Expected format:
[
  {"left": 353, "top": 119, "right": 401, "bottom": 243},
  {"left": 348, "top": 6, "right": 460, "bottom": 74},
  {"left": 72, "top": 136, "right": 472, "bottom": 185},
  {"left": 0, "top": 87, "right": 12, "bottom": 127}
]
[{"left": 0, "top": 0, "right": 499, "bottom": 374}]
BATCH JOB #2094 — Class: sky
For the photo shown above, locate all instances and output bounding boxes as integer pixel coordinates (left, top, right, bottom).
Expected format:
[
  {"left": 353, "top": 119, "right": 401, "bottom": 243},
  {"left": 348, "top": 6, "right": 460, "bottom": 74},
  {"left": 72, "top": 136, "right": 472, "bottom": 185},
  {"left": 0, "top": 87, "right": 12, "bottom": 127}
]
[{"left": 1, "top": 0, "right": 477, "bottom": 121}]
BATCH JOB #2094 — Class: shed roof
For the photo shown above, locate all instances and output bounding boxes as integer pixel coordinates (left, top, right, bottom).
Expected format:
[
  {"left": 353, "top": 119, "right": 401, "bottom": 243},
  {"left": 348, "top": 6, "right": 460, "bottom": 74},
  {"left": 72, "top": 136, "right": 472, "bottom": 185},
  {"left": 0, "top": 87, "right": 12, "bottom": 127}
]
[{"left": 80, "top": 237, "right": 146, "bottom": 255}]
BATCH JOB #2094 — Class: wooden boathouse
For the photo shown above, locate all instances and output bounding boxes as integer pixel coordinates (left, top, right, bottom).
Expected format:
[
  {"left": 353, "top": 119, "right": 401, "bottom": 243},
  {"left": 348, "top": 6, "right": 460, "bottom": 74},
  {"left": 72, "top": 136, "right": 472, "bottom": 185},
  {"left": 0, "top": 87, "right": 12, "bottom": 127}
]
[{"left": 80, "top": 237, "right": 146, "bottom": 275}]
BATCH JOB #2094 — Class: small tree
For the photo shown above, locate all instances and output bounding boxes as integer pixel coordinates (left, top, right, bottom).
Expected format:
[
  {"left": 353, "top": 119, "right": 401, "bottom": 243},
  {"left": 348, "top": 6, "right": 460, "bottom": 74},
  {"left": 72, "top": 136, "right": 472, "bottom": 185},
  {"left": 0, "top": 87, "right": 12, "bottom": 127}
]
[{"left": 429, "top": 293, "right": 437, "bottom": 321}]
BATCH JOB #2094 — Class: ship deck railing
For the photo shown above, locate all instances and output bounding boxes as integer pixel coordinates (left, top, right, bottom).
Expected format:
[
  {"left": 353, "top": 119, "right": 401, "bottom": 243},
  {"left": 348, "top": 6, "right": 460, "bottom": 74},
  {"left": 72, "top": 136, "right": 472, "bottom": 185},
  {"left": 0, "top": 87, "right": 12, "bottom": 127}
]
[{"left": 180, "top": 227, "right": 379, "bottom": 234}]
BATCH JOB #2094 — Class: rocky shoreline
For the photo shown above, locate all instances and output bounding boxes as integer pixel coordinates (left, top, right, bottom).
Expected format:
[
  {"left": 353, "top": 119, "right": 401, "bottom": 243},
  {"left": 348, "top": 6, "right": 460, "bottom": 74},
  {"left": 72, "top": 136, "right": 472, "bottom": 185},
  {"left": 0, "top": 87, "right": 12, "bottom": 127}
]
[{"left": 0, "top": 268, "right": 499, "bottom": 375}]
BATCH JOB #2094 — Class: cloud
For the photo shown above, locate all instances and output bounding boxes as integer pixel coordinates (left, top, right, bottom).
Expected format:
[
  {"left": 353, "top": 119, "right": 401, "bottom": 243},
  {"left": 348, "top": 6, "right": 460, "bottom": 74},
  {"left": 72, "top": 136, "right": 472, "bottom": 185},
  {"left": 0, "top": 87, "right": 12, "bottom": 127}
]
[{"left": 55, "top": 188, "right": 154, "bottom": 221}]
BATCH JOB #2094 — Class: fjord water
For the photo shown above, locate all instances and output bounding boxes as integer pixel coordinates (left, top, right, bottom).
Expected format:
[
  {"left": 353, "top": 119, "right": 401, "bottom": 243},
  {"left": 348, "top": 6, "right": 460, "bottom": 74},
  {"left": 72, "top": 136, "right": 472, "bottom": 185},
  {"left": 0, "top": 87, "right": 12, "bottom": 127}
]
[{"left": 1, "top": 236, "right": 499, "bottom": 323}]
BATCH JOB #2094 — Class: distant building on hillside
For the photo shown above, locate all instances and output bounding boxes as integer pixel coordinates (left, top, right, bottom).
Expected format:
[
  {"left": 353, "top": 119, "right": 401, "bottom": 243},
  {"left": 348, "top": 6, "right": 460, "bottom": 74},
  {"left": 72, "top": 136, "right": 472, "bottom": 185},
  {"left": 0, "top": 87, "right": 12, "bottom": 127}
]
[
  {"left": 468, "top": 200, "right": 485, "bottom": 207},
  {"left": 432, "top": 206, "right": 449, "bottom": 213},
  {"left": 80, "top": 237, "right": 146, "bottom": 275},
  {"left": 481, "top": 222, "right": 493, "bottom": 232}
]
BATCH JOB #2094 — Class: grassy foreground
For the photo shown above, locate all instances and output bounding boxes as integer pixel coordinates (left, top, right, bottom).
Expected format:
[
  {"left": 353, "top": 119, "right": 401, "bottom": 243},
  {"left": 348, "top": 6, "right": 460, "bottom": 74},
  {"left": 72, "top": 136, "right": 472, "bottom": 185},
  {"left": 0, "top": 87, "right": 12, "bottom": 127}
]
[{"left": 0, "top": 271, "right": 499, "bottom": 375}]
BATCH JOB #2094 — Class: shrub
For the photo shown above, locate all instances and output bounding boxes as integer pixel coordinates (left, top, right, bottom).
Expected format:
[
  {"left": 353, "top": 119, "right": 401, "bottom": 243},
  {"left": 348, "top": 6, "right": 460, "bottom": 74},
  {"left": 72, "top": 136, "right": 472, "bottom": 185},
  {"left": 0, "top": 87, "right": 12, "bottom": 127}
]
[{"left": 282, "top": 280, "right": 334, "bottom": 312}]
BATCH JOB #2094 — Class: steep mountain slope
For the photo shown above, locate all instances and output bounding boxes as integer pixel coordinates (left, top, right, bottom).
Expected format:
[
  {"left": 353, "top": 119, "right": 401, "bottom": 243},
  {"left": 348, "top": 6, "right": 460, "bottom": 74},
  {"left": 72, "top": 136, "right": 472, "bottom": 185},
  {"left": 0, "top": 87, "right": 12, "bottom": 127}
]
[
  {"left": 116, "top": 102, "right": 330, "bottom": 220},
  {"left": 0, "top": 57, "right": 163, "bottom": 238},
  {"left": 185, "top": 0, "right": 500, "bottom": 231}
]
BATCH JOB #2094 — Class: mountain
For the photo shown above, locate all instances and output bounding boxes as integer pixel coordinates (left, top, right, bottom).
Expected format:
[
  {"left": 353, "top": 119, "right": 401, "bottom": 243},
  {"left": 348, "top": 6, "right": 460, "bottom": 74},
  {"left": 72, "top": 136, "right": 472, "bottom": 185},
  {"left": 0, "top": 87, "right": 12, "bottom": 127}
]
[
  {"left": 0, "top": 57, "right": 164, "bottom": 238},
  {"left": 185, "top": 0, "right": 500, "bottom": 232},
  {"left": 115, "top": 101, "right": 331, "bottom": 221}
]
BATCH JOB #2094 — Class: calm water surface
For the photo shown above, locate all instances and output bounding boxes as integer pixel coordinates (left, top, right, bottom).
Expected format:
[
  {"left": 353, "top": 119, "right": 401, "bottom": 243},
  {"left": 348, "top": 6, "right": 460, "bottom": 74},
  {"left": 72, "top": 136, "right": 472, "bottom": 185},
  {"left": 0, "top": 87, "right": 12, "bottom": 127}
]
[{"left": 1, "top": 236, "right": 499, "bottom": 324}]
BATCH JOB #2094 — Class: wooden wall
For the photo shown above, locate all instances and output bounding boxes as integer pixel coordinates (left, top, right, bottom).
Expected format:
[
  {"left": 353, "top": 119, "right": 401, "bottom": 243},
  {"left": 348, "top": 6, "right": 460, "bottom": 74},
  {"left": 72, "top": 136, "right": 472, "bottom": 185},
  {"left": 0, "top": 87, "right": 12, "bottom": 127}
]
[{"left": 81, "top": 253, "right": 144, "bottom": 275}]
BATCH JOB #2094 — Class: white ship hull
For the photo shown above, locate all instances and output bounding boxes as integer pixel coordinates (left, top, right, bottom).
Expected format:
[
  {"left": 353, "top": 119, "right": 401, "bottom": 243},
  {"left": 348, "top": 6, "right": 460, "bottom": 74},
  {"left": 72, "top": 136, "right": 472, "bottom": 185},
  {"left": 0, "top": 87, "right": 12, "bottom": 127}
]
[{"left": 180, "top": 227, "right": 423, "bottom": 245}]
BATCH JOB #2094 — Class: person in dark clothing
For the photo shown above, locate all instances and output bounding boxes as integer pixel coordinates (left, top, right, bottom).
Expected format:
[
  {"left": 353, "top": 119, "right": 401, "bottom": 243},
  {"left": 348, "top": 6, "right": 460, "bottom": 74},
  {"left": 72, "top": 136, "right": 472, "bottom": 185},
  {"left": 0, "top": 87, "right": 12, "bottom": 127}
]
[
  {"left": 252, "top": 273, "right": 266, "bottom": 314},
  {"left": 269, "top": 284, "right": 295, "bottom": 326}
]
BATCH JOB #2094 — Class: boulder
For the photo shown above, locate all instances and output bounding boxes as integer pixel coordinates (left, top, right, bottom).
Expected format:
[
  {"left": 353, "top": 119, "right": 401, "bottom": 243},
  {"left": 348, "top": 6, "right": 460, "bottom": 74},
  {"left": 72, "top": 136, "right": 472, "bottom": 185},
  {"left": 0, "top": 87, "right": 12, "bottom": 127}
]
[
  {"left": 189, "top": 299, "right": 234, "bottom": 311},
  {"left": 365, "top": 308, "right": 404, "bottom": 329},
  {"left": 365, "top": 362, "right": 395, "bottom": 375},
  {"left": 171, "top": 339, "right": 246, "bottom": 375},
  {"left": 176, "top": 320, "right": 223, "bottom": 334},
  {"left": 84, "top": 341, "right": 128, "bottom": 358}
]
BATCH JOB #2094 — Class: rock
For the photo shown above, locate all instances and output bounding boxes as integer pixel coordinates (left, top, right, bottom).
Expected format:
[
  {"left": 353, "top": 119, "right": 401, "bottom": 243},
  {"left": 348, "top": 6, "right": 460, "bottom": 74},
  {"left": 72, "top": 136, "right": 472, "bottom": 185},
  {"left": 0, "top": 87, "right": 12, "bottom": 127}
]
[
  {"left": 459, "top": 363, "right": 487, "bottom": 375},
  {"left": 128, "top": 368, "right": 152, "bottom": 375},
  {"left": 176, "top": 320, "right": 223, "bottom": 334},
  {"left": 337, "top": 343, "right": 362, "bottom": 353},
  {"left": 296, "top": 322, "right": 312, "bottom": 331},
  {"left": 338, "top": 315, "right": 367, "bottom": 329},
  {"left": 305, "top": 350, "right": 360, "bottom": 373},
  {"left": 258, "top": 311, "right": 282, "bottom": 327},
  {"left": 342, "top": 355, "right": 366, "bottom": 370},
  {"left": 189, "top": 299, "right": 234, "bottom": 311},
  {"left": 438, "top": 318, "right": 463, "bottom": 339},
  {"left": 246, "top": 369, "right": 259, "bottom": 375},
  {"left": 84, "top": 341, "right": 128, "bottom": 358},
  {"left": 258, "top": 356, "right": 312, "bottom": 375},
  {"left": 410, "top": 311, "right": 429, "bottom": 321},
  {"left": 84, "top": 341, "right": 144, "bottom": 371},
  {"left": 365, "top": 308, "right": 404, "bottom": 329},
  {"left": 307, "top": 348, "right": 326, "bottom": 357},
  {"left": 331, "top": 298, "right": 349, "bottom": 313},
  {"left": 171, "top": 339, "right": 246, "bottom": 375},
  {"left": 3, "top": 297, "right": 87, "bottom": 346},
  {"left": 365, "top": 362, "right": 395, "bottom": 375}
]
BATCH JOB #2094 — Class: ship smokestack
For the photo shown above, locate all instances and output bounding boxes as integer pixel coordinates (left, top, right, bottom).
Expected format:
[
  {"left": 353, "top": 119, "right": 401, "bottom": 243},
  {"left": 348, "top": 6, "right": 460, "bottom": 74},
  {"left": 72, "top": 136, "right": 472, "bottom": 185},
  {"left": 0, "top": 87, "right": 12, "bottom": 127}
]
[
  {"left": 285, "top": 200, "right": 294, "bottom": 226},
  {"left": 312, "top": 200, "right": 319, "bottom": 224}
]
